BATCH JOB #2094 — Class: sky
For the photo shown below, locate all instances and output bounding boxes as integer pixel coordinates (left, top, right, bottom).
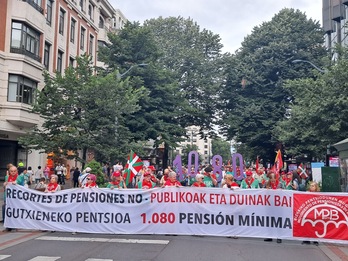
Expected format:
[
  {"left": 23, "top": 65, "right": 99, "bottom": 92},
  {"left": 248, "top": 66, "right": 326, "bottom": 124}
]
[{"left": 109, "top": 0, "right": 322, "bottom": 53}]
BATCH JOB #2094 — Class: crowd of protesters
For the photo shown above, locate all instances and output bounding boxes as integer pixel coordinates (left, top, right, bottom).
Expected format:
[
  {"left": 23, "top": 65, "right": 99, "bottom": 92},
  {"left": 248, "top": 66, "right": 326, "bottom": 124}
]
[{"left": 3, "top": 160, "right": 321, "bottom": 243}]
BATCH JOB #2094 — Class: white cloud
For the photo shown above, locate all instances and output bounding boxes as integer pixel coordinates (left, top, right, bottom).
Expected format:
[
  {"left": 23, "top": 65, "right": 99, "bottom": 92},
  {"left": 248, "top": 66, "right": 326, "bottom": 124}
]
[{"left": 109, "top": 0, "right": 322, "bottom": 53}]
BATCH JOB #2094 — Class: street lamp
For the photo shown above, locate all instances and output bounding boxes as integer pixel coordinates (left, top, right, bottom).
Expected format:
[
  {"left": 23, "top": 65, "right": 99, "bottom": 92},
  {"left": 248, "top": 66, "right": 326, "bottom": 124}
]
[
  {"left": 292, "top": 59, "right": 326, "bottom": 73},
  {"left": 117, "top": 63, "right": 148, "bottom": 79}
]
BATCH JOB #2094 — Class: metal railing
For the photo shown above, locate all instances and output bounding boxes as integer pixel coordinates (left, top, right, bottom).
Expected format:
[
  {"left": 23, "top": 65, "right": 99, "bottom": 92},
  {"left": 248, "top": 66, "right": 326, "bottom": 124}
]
[
  {"left": 22, "top": 0, "right": 44, "bottom": 14},
  {"left": 11, "top": 47, "right": 41, "bottom": 63}
]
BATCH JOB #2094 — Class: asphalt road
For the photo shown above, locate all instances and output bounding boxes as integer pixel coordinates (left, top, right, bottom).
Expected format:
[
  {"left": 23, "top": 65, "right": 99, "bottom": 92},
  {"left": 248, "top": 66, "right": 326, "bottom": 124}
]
[{"left": 0, "top": 231, "right": 344, "bottom": 261}]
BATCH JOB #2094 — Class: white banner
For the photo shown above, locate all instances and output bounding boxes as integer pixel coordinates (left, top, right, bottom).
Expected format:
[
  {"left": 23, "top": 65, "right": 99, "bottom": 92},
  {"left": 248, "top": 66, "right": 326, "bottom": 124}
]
[{"left": 4, "top": 185, "right": 348, "bottom": 244}]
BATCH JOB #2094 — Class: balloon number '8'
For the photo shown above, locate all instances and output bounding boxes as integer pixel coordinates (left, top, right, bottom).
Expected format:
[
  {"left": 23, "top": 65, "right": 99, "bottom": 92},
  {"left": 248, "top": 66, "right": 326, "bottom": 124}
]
[{"left": 172, "top": 152, "right": 244, "bottom": 182}]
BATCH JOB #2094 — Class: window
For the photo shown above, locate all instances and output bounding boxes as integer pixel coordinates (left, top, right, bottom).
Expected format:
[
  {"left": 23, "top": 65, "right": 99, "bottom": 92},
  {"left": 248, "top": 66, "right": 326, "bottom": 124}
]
[
  {"left": 89, "top": 34, "right": 94, "bottom": 55},
  {"left": 46, "top": 0, "right": 53, "bottom": 25},
  {"left": 80, "top": 27, "right": 85, "bottom": 50},
  {"left": 57, "top": 50, "right": 63, "bottom": 73},
  {"left": 59, "top": 8, "right": 65, "bottom": 35},
  {"left": 8, "top": 74, "right": 37, "bottom": 105},
  {"left": 88, "top": 4, "right": 94, "bottom": 20},
  {"left": 70, "top": 19, "right": 76, "bottom": 43},
  {"left": 99, "top": 16, "right": 104, "bottom": 28},
  {"left": 79, "top": 0, "right": 84, "bottom": 12},
  {"left": 10, "top": 21, "right": 40, "bottom": 62},
  {"left": 69, "top": 57, "right": 75, "bottom": 67},
  {"left": 43, "top": 42, "right": 51, "bottom": 70}
]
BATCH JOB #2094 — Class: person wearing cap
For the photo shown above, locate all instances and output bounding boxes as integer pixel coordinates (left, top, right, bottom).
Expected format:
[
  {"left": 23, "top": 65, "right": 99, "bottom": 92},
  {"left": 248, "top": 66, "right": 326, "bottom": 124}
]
[
  {"left": 79, "top": 167, "right": 91, "bottom": 187},
  {"left": 107, "top": 171, "right": 127, "bottom": 189},
  {"left": 136, "top": 171, "right": 156, "bottom": 189},
  {"left": 163, "top": 171, "right": 182, "bottom": 187},
  {"left": 147, "top": 166, "right": 159, "bottom": 185},
  {"left": 191, "top": 173, "right": 206, "bottom": 187},
  {"left": 284, "top": 171, "right": 298, "bottom": 190},
  {"left": 202, "top": 166, "right": 217, "bottom": 187},
  {"left": 240, "top": 170, "right": 259, "bottom": 189},
  {"left": 82, "top": 174, "right": 98, "bottom": 188}
]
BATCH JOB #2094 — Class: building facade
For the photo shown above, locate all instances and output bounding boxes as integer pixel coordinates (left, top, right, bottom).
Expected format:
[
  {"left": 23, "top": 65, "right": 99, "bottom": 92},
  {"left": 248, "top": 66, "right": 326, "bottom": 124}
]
[
  {"left": 175, "top": 126, "right": 212, "bottom": 165},
  {"left": 323, "top": 0, "right": 348, "bottom": 55},
  {"left": 0, "top": 0, "right": 126, "bottom": 177}
]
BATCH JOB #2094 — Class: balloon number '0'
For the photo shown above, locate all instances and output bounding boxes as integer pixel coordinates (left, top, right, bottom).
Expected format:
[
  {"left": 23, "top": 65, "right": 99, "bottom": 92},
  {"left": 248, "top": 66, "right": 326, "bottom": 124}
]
[{"left": 172, "top": 151, "right": 244, "bottom": 182}]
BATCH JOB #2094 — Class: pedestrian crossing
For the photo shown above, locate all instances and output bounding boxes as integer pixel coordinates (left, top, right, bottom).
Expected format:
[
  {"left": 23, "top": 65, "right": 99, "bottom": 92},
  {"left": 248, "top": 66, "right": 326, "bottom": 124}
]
[
  {"left": 35, "top": 236, "right": 169, "bottom": 244},
  {"left": 0, "top": 256, "right": 113, "bottom": 261}
]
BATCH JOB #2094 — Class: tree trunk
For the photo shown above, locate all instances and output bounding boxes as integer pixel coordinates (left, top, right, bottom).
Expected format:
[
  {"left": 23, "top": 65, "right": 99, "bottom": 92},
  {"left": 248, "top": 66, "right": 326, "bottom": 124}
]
[{"left": 162, "top": 142, "right": 169, "bottom": 169}]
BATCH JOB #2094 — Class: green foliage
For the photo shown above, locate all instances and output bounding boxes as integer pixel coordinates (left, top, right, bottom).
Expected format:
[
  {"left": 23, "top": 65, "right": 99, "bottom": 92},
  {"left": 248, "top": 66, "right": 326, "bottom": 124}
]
[
  {"left": 85, "top": 159, "right": 105, "bottom": 186},
  {"left": 219, "top": 8, "right": 328, "bottom": 162},
  {"left": 275, "top": 47, "right": 348, "bottom": 159},
  {"left": 180, "top": 144, "right": 203, "bottom": 165},
  {"left": 144, "top": 17, "right": 225, "bottom": 136},
  {"left": 211, "top": 138, "right": 231, "bottom": 163},
  {"left": 19, "top": 55, "right": 145, "bottom": 164}
]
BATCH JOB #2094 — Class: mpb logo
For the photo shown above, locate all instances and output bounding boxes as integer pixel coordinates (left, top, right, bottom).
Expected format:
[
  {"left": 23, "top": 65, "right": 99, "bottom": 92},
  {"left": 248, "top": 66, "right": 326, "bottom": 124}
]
[
  {"left": 293, "top": 194, "right": 348, "bottom": 240},
  {"left": 314, "top": 208, "right": 340, "bottom": 221}
]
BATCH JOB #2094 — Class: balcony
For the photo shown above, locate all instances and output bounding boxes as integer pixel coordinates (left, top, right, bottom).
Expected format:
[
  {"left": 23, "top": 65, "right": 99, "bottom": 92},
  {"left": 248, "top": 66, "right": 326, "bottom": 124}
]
[
  {"left": 10, "top": 47, "right": 41, "bottom": 63},
  {"left": 22, "top": 0, "right": 44, "bottom": 14},
  {"left": 1, "top": 103, "right": 40, "bottom": 128}
]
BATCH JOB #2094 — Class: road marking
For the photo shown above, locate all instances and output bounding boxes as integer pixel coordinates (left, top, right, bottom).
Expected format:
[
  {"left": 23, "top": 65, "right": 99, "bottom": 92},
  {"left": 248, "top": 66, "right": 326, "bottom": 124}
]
[
  {"left": 28, "top": 257, "right": 60, "bottom": 261},
  {"left": 86, "top": 259, "right": 113, "bottom": 261},
  {"left": 0, "top": 256, "right": 11, "bottom": 260},
  {"left": 36, "top": 236, "right": 169, "bottom": 245}
]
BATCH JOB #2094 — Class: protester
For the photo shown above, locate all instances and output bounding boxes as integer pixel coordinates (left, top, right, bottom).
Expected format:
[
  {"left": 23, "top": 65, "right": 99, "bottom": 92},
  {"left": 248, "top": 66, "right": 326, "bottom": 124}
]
[
  {"left": 191, "top": 173, "right": 206, "bottom": 187},
  {"left": 264, "top": 172, "right": 283, "bottom": 243},
  {"left": 45, "top": 175, "right": 61, "bottom": 192},
  {"left": 240, "top": 170, "right": 259, "bottom": 189},
  {"left": 202, "top": 166, "right": 217, "bottom": 187},
  {"left": 34, "top": 177, "right": 47, "bottom": 192},
  {"left": 163, "top": 171, "right": 182, "bottom": 187},
  {"left": 107, "top": 171, "right": 127, "bottom": 189},
  {"left": 136, "top": 171, "right": 156, "bottom": 189},
  {"left": 284, "top": 171, "right": 298, "bottom": 190},
  {"left": 79, "top": 167, "right": 91, "bottom": 187},
  {"left": 160, "top": 168, "right": 170, "bottom": 186},
  {"left": 83, "top": 174, "right": 98, "bottom": 188},
  {"left": 3, "top": 166, "right": 21, "bottom": 231},
  {"left": 222, "top": 174, "right": 239, "bottom": 189},
  {"left": 302, "top": 181, "right": 320, "bottom": 245}
]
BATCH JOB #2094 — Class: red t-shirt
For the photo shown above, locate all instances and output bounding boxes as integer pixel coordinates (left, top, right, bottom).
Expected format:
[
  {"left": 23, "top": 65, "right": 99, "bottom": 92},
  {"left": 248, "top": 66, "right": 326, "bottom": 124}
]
[
  {"left": 164, "top": 179, "right": 182, "bottom": 187},
  {"left": 192, "top": 182, "right": 206, "bottom": 187}
]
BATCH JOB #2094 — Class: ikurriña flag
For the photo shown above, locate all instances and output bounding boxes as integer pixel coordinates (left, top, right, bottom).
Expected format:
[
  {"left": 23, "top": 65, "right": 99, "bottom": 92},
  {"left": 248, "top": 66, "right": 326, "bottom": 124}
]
[{"left": 124, "top": 150, "right": 143, "bottom": 186}]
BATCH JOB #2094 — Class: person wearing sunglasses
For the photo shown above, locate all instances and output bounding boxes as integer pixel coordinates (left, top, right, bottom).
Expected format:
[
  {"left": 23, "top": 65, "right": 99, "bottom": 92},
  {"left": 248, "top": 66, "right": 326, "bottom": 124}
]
[{"left": 83, "top": 174, "right": 98, "bottom": 188}]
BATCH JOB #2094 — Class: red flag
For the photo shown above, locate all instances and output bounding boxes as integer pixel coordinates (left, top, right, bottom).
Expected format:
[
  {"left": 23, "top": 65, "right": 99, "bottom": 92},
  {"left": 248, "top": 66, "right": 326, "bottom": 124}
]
[
  {"left": 124, "top": 150, "right": 143, "bottom": 186},
  {"left": 255, "top": 156, "right": 259, "bottom": 171},
  {"left": 274, "top": 150, "right": 283, "bottom": 179}
]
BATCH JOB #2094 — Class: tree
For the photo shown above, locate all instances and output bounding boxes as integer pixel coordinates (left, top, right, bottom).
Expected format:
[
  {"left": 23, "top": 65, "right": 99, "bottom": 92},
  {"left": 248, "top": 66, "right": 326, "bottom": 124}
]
[
  {"left": 101, "top": 20, "right": 224, "bottom": 168},
  {"left": 19, "top": 55, "right": 145, "bottom": 164},
  {"left": 144, "top": 17, "right": 225, "bottom": 136},
  {"left": 219, "top": 8, "right": 327, "bottom": 162},
  {"left": 180, "top": 144, "right": 203, "bottom": 165},
  {"left": 274, "top": 47, "right": 348, "bottom": 159},
  {"left": 211, "top": 138, "right": 231, "bottom": 164}
]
